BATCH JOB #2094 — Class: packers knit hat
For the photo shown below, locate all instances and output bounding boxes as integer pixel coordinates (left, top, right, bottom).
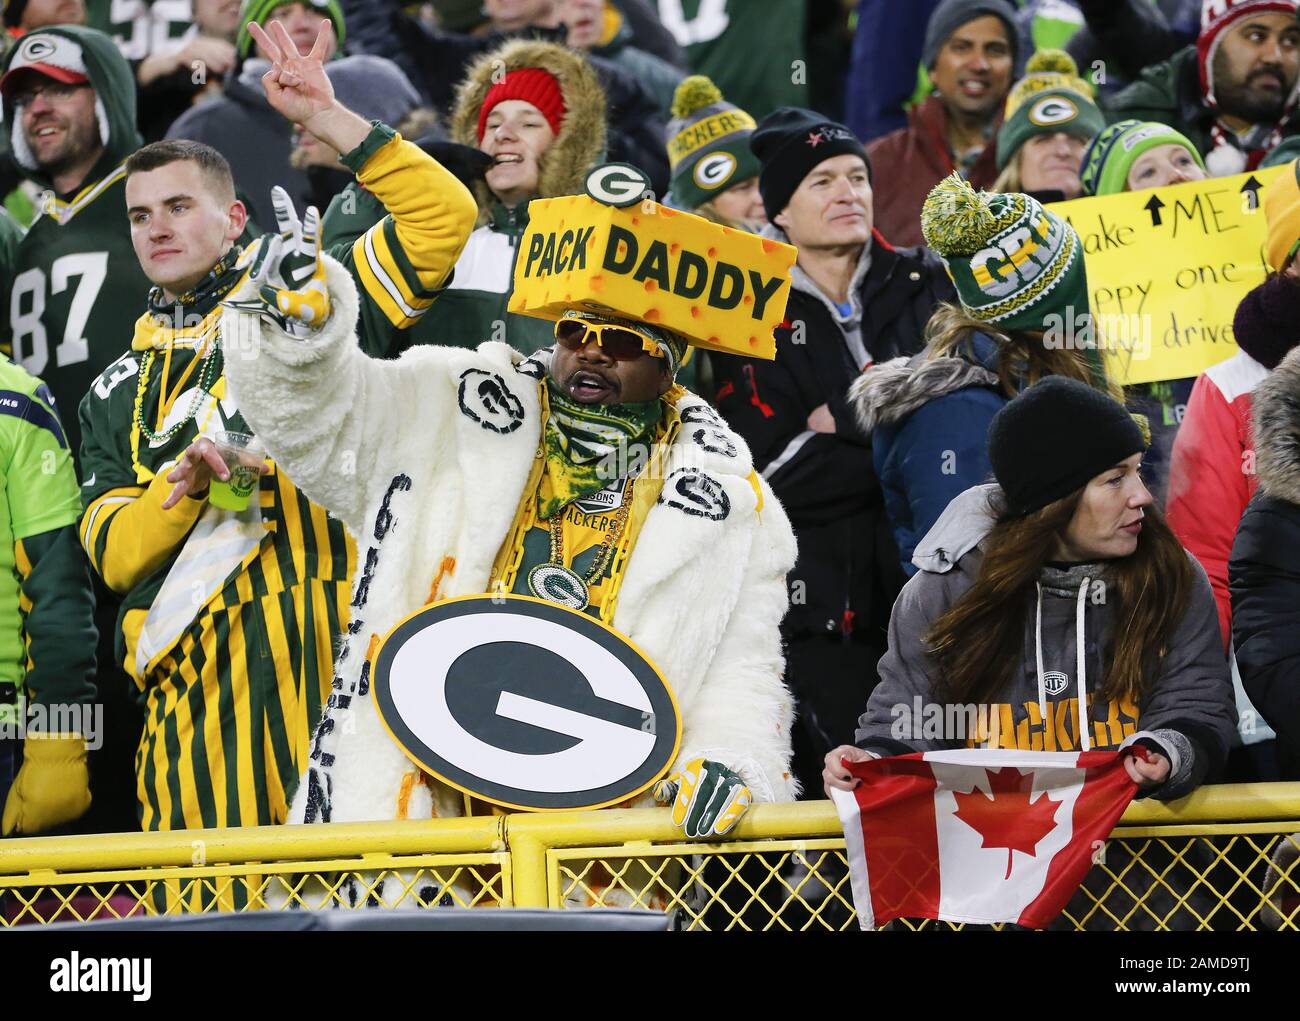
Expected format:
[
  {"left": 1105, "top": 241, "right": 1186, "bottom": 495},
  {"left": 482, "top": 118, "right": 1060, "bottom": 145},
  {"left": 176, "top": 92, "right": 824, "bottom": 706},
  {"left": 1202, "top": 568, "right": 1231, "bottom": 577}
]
[
  {"left": 921, "top": 0, "right": 1019, "bottom": 71},
  {"left": 989, "top": 375, "right": 1146, "bottom": 516},
  {"left": 921, "top": 173, "right": 1088, "bottom": 334},
  {"left": 995, "top": 51, "right": 1103, "bottom": 170},
  {"left": 1079, "top": 120, "right": 1206, "bottom": 196},
  {"left": 750, "top": 106, "right": 870, "bottom": 222},
  {"left": 1264, "top": 156, "right": 1300, "bottom": 271},
  {"left": 237, "top": 0, "right": 347, "bottom": 58},
  {"left": 1197, "top": 0, "right": 1298, "bottom": 109},
  {"left": 666, "top": 76, "right": 761, "bottom": 212}
]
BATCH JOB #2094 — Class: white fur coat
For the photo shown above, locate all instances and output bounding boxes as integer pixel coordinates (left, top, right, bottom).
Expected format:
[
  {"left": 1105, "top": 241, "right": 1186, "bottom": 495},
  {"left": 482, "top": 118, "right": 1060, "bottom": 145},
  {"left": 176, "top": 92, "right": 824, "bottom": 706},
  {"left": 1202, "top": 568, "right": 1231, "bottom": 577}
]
[{"left": 220, "top": 256, "right": 800, "bottom": 826}]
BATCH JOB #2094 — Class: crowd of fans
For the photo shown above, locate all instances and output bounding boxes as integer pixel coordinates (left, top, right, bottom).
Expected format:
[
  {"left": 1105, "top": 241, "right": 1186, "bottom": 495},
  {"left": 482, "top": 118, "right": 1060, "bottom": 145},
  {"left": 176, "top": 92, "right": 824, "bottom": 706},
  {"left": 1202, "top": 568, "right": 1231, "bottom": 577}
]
[{"left": 0, "top": 0, "right": 1293, "bottom": 896}]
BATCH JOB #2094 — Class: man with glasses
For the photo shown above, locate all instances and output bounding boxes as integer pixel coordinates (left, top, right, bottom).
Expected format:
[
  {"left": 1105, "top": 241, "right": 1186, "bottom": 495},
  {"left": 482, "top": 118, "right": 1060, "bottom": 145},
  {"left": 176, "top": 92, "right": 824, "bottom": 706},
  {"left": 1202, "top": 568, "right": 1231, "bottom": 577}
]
[{"left": 221, "top": 149, "right": 801, "bottom": 844}]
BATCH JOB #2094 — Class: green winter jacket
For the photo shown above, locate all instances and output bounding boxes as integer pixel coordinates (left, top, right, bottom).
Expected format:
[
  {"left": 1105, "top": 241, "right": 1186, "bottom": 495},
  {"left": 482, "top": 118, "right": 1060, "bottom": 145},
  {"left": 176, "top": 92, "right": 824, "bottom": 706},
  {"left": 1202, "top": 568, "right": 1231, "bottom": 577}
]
[{"left": 1105, "top": 44, "right": 1300, "bottom": 157}]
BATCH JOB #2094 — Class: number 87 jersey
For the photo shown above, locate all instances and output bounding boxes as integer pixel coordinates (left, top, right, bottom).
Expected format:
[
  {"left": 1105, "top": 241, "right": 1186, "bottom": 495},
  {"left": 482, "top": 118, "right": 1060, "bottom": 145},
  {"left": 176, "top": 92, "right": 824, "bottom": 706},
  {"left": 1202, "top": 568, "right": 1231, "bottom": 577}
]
[{"left": 5, "top": 162, "right": 155, "bottom": 471}]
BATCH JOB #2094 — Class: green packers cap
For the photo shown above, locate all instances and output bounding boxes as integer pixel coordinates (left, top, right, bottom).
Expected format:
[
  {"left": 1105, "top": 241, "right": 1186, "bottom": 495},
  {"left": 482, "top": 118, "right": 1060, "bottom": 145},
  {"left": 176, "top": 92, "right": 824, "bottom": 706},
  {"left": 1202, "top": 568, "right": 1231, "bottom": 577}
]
[
  {"left": 921, "top": 173, "right": 1089, "bottom": 334},
  {"left": 1079, "top": 119, "right": 1206, "bottom": 196},
  {"left": 665, "top": 76, "right": 761, "bottom": 212},
  {"left": 237, "top": 0, "right": 347, "bottom": 58},
  {"left": 996, "top": 50, "right": 1103, "bottom": 171}
]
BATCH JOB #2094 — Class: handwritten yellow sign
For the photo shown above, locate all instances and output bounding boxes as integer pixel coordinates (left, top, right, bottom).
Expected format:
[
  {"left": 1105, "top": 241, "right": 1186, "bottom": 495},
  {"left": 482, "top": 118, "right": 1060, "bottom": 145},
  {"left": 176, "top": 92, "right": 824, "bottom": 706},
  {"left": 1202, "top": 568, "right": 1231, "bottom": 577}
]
[{"left": 1047, "top": 165, "right": 1283, "bottom": 384}]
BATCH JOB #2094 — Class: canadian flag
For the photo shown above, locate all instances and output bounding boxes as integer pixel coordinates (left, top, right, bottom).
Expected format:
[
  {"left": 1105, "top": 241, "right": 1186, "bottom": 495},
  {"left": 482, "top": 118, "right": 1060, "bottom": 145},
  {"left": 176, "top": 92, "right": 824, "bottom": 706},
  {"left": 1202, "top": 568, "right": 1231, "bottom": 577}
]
[{"left": 831, "top": 748, "right": 1139, "bottom": 929}]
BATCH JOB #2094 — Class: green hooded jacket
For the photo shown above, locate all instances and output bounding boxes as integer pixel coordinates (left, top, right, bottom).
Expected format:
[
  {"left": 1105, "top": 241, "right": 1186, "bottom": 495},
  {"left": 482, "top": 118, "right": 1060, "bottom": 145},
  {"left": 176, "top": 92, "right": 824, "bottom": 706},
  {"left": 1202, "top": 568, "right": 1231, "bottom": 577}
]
[
  {"left": 1104, "top": 44, "right": 1300, "bottom": 158},
  {"left": 1, "top": 25, "right": 147, "bottom": 469}
]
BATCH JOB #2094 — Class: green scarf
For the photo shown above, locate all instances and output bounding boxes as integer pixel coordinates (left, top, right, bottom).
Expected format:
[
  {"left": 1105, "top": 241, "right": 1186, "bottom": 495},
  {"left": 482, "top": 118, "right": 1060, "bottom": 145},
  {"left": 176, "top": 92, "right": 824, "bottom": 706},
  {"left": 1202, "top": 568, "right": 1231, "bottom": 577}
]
[
  {"left": 541, "top": 378, "right": 662, "bottom": 520},
  {"left": 145, "top": 245, "right": 246, "bottom": 326}
]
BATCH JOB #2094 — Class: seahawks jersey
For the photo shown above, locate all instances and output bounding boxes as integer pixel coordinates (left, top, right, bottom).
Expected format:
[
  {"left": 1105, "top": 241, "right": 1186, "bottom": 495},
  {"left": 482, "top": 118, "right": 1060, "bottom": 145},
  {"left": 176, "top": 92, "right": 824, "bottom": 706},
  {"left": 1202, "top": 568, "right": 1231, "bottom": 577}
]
[{"left": 5, "top": 168, "right": 154, "bottom": 468}]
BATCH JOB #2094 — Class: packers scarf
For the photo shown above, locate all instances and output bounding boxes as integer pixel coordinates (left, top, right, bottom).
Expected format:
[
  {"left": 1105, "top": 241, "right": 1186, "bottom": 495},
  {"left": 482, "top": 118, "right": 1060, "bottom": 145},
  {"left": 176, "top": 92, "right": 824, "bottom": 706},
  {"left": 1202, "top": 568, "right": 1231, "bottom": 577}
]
[{"left": 540, "top": 378, "right": 661, "bottom": 520}]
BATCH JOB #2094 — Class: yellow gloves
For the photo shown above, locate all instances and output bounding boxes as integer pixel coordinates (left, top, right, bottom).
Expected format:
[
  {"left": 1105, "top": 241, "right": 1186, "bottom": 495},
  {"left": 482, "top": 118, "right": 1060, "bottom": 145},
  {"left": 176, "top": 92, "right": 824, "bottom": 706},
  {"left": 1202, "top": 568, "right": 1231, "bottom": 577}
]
[
  {"left": 2, "top": 733, "right": 91, "bottom": 835},
  {"left": 228, "top": 186, "right": 331, "bottom": 338},
  {"left": 655, "top": 757, "right": 752, "bottom": 839}
]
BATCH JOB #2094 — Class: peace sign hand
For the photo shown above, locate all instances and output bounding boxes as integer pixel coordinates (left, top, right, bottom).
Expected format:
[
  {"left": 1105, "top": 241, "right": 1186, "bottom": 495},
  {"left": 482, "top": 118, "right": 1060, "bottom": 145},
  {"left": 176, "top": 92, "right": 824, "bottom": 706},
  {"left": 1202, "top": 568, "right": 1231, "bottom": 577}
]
[{"left": 247, "top": 18, "right": 335, "bottom": 128}]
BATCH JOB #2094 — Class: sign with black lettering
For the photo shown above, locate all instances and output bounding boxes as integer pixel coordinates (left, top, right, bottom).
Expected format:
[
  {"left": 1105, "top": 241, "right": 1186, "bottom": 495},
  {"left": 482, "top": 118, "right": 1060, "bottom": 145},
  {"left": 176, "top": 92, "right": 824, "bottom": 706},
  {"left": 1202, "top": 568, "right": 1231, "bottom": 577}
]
[
  {"left": 1047, "top": 166, "right": 1285, "bottom": 384},
  {"left": 509, "top": 189, "right": 796, "bottom": 359},
  {"left": 370, "top": 595, "right": 681, "bottom": 811}
]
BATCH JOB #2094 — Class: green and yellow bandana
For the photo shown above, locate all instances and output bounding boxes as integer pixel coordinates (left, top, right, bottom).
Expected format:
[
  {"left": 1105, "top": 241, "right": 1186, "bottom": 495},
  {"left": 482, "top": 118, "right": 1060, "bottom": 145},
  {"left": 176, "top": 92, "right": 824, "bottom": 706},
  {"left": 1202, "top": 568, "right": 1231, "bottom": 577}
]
[{"left": 540, "top": 378, "right": 662, "bottom": 520}]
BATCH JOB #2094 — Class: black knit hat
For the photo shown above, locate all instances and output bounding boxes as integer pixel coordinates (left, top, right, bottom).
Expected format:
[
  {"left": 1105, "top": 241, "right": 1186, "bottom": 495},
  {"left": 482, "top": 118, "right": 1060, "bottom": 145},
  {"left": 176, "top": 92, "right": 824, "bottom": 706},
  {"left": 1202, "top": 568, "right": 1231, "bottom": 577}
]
[
  {"left": 921, "top": 0, "right": 1020, "bottom": 71},
  {"left": 749, "top": 107, "right": 871, "bottom": 223},
  {"left": 988, "top": 376, "right": 1145, "bottom": 516}
]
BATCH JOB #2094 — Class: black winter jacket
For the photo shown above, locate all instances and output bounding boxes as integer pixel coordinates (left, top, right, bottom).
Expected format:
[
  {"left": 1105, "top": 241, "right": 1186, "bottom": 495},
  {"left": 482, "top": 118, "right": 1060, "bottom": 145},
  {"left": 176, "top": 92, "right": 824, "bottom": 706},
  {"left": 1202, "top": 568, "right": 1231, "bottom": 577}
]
[
  {"left": 1230, "top": 346, "right": 1300, "bottom": 780},
  {"left": 714, "top": 230, "right": 956, "bottom": 642}
]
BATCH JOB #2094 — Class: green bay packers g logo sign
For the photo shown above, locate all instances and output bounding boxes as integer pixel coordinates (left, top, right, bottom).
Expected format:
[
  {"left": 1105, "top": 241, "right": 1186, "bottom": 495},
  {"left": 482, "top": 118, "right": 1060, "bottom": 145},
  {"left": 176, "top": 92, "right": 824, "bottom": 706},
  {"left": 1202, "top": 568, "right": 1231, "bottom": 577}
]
[
  {"left": 370, "top": 595, "right": 681, "bottom": 810},
  {"left": 586, "top": 163, "right": 653, "bottom": 207}
]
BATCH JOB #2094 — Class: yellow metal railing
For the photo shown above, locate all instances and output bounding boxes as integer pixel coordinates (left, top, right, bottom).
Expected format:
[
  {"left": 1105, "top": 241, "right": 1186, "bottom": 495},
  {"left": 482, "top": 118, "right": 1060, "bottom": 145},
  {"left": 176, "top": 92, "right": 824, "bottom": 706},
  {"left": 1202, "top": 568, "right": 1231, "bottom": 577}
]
[{"left": 3, "top": 784, "right": 1298, "bottom": 930}]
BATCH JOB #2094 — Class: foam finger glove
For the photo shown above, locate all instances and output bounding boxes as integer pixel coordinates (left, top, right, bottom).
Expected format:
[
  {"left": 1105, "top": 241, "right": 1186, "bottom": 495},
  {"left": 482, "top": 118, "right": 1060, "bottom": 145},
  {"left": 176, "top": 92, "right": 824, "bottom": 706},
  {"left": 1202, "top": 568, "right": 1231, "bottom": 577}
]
[{"left": 654, "top": 757, "right": 752, "bottom": 839}]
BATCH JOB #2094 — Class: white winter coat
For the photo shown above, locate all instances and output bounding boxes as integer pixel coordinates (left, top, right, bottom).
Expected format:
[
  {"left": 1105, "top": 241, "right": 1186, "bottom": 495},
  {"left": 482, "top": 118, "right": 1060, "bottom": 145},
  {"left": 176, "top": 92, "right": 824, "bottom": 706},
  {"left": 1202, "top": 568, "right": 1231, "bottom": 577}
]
[{"left": 219, "top": 256, "right": 800, "bottom": 825}]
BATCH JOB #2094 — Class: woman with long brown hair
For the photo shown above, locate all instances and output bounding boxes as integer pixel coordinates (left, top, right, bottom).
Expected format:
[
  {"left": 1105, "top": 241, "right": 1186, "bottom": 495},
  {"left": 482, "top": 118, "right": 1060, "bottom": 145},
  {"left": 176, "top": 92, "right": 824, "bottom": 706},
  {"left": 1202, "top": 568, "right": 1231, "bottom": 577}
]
[{"left": 825, "top": 376, "right": 1237, "bottom": 801}]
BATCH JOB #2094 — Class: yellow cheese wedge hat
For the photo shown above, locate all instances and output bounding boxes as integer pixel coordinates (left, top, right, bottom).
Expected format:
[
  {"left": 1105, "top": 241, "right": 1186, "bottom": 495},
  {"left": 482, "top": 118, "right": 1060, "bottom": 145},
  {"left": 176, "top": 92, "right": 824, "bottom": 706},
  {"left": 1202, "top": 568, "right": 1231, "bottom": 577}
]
[{"left": 509, "top": 163, "right": 797, "bottom": 360}]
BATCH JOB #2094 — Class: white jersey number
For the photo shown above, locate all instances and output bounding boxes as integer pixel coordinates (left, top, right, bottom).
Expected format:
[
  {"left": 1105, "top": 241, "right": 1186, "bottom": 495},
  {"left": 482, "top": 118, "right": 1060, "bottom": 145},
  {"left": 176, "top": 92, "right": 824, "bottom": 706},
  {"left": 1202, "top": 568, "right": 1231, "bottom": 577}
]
[
  {"left": 658, "top": 0, "right": 730, "bottom": 46},
  {"left": 10, "top": 251, "right": 110, "bottom": 374}
]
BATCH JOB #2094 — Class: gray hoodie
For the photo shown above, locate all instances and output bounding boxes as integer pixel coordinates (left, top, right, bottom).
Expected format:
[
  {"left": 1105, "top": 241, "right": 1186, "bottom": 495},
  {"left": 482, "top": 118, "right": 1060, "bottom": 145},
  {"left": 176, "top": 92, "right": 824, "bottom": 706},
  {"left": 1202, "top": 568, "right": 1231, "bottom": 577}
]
[{"left": 856, "top": 485, "right": 1238, "bottom": 801}]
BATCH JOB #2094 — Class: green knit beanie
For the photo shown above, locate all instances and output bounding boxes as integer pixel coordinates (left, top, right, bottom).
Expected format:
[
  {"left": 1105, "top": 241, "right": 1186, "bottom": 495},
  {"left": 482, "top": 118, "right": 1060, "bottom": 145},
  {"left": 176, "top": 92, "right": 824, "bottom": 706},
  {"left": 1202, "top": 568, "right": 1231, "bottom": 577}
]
[
  {"left": 996, "top": 51, "right": 1103, "bottom": 170},
  {"left": 665, "top": 76, "right": 762, "bottom": 212},
  {"left": 921, "top": 174, "right": 1089, "bottom": 335},
  {"left": 1079, "top": 119, "right": 1207, "bottom": 196},
  {"left": 237, "top": 0, "right": 347, "bottom": 58}
]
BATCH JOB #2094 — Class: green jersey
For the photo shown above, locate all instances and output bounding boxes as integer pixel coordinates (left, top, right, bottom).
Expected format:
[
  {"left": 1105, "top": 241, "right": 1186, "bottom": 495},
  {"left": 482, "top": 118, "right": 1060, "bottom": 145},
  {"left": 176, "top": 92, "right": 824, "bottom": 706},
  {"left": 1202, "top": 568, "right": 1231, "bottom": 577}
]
[
  {"left": 0, "top": 25, "right": 146, "bottom": 471},
  {"left": 84, "top": 0, "right": 194, "bottom": 61},
  {"left": 656, "top": 0, "right": 806, "bottom": 119},
  {"left": 7, "top": 171, "right": 154, "bottom": 468}
]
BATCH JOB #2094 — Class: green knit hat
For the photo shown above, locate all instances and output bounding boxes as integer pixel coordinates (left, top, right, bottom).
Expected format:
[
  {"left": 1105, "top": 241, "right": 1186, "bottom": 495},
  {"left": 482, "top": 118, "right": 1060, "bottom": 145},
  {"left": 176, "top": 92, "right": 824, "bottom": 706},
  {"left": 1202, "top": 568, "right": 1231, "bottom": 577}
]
[
  {"left": 237, "top": 0, "right": 347, "bottom": 58},
  {"left": 921, "top": 174, "right": 1089, "bottom": 334},
  {"left": 1079, "top": 119, "right": 1207, "bottom": 196},
  {"left": 665, "top": 76, "right": 762, "bottom": 212},
  {"left": 995, "top": 51, "right": 1103, "bottom": 170}
]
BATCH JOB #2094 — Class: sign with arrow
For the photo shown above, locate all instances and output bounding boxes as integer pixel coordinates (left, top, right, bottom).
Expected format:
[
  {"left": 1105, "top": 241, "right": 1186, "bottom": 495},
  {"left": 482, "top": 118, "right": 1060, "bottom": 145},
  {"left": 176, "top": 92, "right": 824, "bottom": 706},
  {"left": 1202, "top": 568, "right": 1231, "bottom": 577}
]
[{"left": 1048, "top": 165, "right": 1285, "bottom": 385}]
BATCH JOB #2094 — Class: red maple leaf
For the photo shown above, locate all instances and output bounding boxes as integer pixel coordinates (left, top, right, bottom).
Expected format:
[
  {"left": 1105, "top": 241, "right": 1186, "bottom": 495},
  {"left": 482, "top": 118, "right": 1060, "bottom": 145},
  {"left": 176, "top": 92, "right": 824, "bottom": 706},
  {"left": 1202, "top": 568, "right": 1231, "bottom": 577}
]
[{"left": 952, "top": 767, "right": 1061, "bottom": 879}]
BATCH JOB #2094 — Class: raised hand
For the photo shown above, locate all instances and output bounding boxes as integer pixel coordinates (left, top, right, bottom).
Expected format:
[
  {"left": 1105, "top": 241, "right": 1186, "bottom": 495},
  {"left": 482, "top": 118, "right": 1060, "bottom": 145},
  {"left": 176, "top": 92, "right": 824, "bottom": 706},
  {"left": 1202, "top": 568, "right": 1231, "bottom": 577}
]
[{"left": 248, "top": 17, "right": 335, "bottom": 128}]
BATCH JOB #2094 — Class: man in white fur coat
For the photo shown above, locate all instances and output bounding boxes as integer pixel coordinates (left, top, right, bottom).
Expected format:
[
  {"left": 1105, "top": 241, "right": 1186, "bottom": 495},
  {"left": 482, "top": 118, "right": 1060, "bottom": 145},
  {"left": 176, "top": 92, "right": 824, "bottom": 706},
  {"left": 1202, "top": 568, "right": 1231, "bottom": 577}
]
[{"left": 219, "top": 47, "right": 801, "bottom": 849}]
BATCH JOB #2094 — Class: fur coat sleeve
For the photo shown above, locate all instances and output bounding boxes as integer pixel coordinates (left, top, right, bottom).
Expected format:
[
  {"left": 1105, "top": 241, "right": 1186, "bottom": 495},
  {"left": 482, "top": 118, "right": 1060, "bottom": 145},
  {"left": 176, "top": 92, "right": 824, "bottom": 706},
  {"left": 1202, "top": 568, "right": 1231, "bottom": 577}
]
[{"left": 219, "top": 253, "right": 461, "bottom": 536}]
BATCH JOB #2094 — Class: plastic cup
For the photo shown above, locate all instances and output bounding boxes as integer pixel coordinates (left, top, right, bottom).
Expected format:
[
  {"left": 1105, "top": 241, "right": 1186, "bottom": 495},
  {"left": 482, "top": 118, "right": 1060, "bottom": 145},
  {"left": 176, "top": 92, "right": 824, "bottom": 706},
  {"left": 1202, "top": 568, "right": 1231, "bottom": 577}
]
[{"left": 208, "top": 431, "right": 266, "bottom": 511}]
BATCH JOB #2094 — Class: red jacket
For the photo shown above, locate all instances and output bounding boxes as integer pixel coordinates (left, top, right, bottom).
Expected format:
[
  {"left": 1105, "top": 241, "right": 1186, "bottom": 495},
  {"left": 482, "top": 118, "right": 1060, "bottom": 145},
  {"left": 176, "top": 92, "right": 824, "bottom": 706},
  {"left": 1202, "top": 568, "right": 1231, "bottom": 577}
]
[
  {"left": 865, "top": 95, "right": 1002, "bottom": 248},
  {"left": 1166, "top": 351, "right": 1268, "bottom": 652}
]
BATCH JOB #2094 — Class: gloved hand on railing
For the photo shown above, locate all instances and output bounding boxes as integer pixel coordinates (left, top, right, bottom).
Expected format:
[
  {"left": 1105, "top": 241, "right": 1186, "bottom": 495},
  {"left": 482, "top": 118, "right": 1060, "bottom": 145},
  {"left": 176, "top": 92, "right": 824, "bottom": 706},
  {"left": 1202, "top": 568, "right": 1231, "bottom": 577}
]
[
  {"left": 654, "top": 757, "right": 752, "bottom": 839},
  {"left": 225, "top": 186, "right": 330, "bottom": 339},
  {"left": 2, "top": 732, "right": 91, "bottom": 835}
]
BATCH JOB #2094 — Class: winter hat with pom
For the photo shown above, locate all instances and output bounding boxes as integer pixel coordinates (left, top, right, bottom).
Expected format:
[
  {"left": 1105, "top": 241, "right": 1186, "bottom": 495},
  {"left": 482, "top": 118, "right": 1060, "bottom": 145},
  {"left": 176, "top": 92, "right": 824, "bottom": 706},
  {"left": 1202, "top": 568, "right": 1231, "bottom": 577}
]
[
  {"left": 921, "top": 173, "right": 1089, "bottom": 334},
  {"left": 1197, "top": 0, "right": 1300, "bottom": 175},
  {"left": 665, "top": 75, "right": 761, "bottom": 211},
  {"left": 995, "top": 50, "right": 1104, "bottom": 170}
]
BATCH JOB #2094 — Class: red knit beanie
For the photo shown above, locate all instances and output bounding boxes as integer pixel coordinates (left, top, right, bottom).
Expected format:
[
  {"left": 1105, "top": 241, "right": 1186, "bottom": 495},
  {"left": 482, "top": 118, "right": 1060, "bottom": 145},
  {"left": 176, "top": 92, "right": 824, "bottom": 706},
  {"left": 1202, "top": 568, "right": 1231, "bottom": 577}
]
[
  {"left": 1197, "top": 0, "right": 1298, "bottom": 108},
  {"left": 476, "top": 67, "right": 566, "bottom": 141}
]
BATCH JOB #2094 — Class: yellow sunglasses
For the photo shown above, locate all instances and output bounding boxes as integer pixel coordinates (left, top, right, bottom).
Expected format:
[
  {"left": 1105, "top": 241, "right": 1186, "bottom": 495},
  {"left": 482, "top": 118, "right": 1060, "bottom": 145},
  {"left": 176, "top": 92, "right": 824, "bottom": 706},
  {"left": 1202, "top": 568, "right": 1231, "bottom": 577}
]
[{"left": 554, "top": 317, "right": 665, "bottom": 361}]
